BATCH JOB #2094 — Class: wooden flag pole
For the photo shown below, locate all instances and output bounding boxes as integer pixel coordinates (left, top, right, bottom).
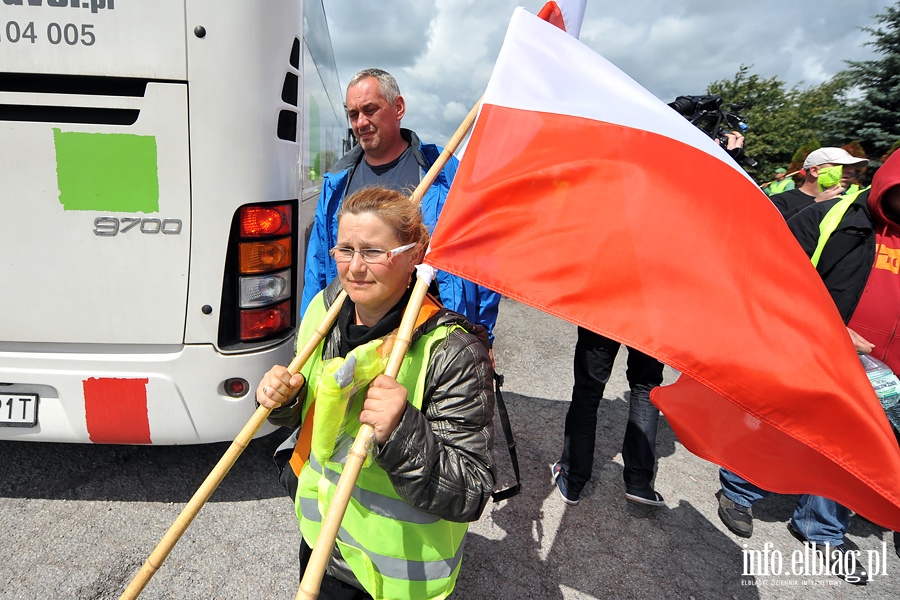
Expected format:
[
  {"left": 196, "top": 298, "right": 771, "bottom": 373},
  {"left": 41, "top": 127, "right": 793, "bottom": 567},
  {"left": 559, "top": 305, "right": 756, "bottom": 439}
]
[
  {"left": 120, "top": 290, "right": 348, "bottom": 600},
  {"left": 409, "top": 97, "right": 481, "bottom": 207},
  {"left": 295, "top": 98, "right": 483, "bottom": 600}
]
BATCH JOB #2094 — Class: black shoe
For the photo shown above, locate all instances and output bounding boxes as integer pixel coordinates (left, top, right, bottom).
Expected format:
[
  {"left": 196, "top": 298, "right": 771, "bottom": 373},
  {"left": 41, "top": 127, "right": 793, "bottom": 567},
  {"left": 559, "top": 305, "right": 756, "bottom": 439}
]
[
  {"left": 716, "top": 490, "right": 753, "bottom": 538},
  {"left": 550, "top": 462, "right": 580, "bottom": 506},
  {"left": 625, "top": 486, "right": 665, "bottom": 507},
  {"left": 787, "top": 521, "right": 868, "bottom": 586}
]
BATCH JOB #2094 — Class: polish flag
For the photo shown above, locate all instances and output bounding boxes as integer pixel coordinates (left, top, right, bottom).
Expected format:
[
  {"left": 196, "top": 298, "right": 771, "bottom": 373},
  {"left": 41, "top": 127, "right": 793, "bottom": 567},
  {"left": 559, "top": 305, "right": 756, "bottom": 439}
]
[
  {"left": 426, "top": 8, "right": 900, "bottom": 529},
  {"left": 455, "top": 1, "right": 586, "bottom": 160},
  {"left": 537, "top": 0, "right": 587, "bottom": 38}
]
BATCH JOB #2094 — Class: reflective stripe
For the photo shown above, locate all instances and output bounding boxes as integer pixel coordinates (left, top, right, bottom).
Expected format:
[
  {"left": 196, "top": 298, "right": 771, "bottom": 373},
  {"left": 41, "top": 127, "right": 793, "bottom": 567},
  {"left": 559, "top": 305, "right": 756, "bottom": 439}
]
[
  {"left": 325, "top": 435, "right": 351, "bottom": 464},
  {"left": 305, "top": 452, "right": 440, "bottom": 525},
  {"left": 297, "top": 501, "right": 466, "bottom": 582},
  {"left": 811, "top": 188, "right": 869, "bottom": 267},
  {"left": 336, "top": 524, "right": 465, "bottom": 581},
  {"left": 299, "top": 497, "right": 322, "bottom": 522}
]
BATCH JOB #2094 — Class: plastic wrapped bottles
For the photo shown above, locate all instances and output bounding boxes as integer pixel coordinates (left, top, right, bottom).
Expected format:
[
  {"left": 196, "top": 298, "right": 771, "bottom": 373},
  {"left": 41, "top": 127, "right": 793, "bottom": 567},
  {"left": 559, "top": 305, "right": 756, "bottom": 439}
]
[{"left": 860, "top": 354, "right": 900, "bottom": 431}]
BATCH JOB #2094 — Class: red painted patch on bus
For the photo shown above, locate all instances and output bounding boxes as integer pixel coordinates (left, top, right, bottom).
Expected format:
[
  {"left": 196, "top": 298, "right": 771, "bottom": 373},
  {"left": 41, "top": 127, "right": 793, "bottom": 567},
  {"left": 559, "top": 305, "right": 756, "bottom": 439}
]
[{"left": 83, "top": 377, "right": 151, "bottom": 444}]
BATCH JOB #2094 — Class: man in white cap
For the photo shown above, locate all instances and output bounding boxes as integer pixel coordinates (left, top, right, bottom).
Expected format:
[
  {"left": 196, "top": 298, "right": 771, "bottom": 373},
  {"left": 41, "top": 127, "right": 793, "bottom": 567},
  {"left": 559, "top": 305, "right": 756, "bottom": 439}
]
[{"left": 769, "top": 147, "right": 868, "bottom": 220}]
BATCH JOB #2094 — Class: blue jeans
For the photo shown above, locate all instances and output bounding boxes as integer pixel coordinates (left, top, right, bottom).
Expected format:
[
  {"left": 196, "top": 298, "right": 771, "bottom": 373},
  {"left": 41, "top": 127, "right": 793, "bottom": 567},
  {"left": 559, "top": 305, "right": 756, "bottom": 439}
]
[
  {"left": 719, "top": 468, "right": 850, "bottom": 545},
  {"left": 559, "top": 327, "right": 664, "bottom": 496}
]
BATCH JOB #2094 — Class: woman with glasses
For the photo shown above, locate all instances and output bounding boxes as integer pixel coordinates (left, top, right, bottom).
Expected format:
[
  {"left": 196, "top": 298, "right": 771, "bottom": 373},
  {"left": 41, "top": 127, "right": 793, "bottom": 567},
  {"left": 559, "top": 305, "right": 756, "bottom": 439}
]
[{"left": 256, "top": 186, "right": 496, "bottom": 600}]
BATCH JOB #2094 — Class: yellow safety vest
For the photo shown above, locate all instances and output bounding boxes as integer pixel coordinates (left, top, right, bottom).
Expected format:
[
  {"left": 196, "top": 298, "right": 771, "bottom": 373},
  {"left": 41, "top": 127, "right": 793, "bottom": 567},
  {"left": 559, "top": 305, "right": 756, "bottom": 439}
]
[
  {"left": 768, "top": 178, "right": 794, "bottom": 195},
  {"left": 810, "top": 187, "right": 870, "bottom": 267},
  {"left": 296, "top": 291, "right": 469, "bottom": 600}
]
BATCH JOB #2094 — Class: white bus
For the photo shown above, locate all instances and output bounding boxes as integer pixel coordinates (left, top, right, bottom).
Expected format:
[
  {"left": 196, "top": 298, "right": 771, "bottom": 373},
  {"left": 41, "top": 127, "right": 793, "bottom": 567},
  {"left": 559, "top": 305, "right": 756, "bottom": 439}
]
[{"left": 0, "top": 0, "right": 347, "bottom": 444}]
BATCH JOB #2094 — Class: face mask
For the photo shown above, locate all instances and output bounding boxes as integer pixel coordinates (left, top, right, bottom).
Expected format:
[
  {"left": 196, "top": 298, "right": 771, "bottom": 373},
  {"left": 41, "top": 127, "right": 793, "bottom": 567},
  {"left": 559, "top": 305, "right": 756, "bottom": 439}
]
[{"left": 817, "top": 165, "right": 843, "bottom": 192}]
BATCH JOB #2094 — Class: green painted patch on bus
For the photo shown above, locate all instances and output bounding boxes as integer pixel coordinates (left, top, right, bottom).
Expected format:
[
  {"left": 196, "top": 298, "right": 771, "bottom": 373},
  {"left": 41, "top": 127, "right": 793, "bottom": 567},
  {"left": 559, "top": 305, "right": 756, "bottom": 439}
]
[{"left": 54, "top": 129, "right": 159, "bottom": 213}]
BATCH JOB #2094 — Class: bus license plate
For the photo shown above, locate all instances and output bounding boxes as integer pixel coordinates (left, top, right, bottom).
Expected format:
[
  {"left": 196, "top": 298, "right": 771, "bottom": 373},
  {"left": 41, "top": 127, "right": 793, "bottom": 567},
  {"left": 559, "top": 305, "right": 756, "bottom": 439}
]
[{"left": 0, "top": 393, "right": 39, "bottom": 427}]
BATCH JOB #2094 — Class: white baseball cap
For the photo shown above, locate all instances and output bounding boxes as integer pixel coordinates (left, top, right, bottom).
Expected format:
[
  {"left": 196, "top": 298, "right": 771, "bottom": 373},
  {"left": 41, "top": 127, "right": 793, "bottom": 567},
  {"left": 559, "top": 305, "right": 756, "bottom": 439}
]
[{"left": 803, "top": 147, "right": 868, "bottom": 169}]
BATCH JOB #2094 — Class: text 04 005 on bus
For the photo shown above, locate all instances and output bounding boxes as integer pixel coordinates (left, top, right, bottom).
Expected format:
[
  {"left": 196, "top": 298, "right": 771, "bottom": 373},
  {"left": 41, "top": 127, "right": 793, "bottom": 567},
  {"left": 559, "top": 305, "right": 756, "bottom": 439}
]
[{"left": 0, "top": 0, "right": 348, "bottom": 444}]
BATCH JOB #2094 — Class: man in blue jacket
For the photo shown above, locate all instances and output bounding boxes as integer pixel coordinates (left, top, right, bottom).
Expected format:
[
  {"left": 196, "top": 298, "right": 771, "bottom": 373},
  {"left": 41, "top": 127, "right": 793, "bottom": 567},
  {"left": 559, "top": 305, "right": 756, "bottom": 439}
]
[{"left": 300, "top": 68, "right": 500, "bottom": 342}]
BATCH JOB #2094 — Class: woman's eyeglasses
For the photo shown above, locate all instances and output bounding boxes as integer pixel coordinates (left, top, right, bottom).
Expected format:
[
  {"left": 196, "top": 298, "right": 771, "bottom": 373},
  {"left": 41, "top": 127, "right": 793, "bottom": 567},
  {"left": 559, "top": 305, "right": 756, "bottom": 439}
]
[{"left": 329, "top": 242, "right": 417, "bottom": 264}]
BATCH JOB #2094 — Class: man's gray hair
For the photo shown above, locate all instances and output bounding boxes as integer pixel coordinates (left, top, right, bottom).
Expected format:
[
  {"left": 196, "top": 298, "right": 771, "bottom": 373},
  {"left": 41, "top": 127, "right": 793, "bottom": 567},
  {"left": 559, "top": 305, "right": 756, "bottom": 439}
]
[{"left": 347, "top": 68, "right": 401, "bottom": 105}]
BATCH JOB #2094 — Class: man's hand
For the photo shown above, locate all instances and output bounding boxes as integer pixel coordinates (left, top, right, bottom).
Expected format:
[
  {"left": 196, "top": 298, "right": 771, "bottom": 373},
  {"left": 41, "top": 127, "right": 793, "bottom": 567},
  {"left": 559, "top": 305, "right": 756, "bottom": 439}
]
[
  {"left": 847, "top": 327, "right": 875, "bottom": 354},
  {"left": 360, "top": 374, "right": 408, "bottom": 445}
]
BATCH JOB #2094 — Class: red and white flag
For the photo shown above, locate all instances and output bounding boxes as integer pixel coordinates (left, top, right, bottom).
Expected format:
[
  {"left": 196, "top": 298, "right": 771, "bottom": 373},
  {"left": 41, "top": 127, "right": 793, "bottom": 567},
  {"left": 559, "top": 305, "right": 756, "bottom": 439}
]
[
  {"left": 456, "top": 1, "right": 586, "bottom": 160},
  {"left": 537, "top": 0, "right": 586, "bottom": 38},
  {"left": 427, "top": 8, "right": 900, "bottom": 529}
]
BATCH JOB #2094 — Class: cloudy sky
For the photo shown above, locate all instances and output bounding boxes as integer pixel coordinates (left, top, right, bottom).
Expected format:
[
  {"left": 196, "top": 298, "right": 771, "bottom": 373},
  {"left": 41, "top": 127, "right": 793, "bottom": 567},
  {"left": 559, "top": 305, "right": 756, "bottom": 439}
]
[{"left": 321, "top": 0, "right": 895, "bottom": 146}]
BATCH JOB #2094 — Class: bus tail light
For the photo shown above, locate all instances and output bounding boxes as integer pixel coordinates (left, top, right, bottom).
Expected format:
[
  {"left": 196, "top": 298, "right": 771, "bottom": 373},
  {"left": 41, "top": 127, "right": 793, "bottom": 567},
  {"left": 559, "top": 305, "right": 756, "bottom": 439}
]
[
  {"left": 239, "top": 269, "right": 291, "bottom": 308},
  {"left": 240, "top": 205, "right": 292, "bottom": 237},
  {"left": 239, "top": 237, "right": 291, "bottom": 273},
  {"left": 219, "top": 201, "right": 298, "bottom": 347},
  {"left": 240, "top": 300, "right": 291, "bottom": 340}
]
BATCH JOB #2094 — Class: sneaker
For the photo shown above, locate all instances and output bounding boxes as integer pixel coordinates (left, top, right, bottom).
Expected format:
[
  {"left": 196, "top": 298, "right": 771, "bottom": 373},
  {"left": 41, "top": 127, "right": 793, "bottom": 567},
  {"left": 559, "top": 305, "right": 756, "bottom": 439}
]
[
  {"left": 625, "top": 486, "right": 665, "bottom": 507},
  {"left": 787, "top": 521, "right": 868, "bottom": 586},
  {"left": 550, "top": 462, "right": 580, "bottom": 505},
  {"left": 716, "top": 490, "right": 753, "bottom": 538}
]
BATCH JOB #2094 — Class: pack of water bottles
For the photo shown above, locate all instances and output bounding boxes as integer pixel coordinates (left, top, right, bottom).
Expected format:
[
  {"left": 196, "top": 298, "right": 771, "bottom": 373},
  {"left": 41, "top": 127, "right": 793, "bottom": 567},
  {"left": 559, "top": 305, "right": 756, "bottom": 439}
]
[{"left": 860, "top": 354, "right": 900, "bottom": 431}]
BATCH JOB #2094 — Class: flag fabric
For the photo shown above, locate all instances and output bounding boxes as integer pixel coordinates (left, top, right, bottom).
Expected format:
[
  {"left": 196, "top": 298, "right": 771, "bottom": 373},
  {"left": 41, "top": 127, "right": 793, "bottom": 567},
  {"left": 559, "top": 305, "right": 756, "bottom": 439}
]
[
  {"left": 537, "top": 0, "right": 586, "bottom": 38},
  {"left": 455, "top": 1, "right": 586, "bottom": 161},
  {"left": 426, "top": 8, "right": 900, "bottom": 530}
]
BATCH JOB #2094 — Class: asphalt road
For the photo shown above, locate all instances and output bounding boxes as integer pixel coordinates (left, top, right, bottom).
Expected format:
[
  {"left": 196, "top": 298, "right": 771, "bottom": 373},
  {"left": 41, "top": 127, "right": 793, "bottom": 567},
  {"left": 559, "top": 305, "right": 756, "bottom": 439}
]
[{"left": 1, "top": 299, "right": 899, "bottom": 599}]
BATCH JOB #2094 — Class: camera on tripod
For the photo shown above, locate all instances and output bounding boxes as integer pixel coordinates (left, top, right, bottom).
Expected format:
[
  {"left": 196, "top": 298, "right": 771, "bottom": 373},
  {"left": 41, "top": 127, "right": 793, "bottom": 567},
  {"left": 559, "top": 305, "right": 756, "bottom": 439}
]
[{"left": 667, "top": 94, "right": 757, "bottom": 167}]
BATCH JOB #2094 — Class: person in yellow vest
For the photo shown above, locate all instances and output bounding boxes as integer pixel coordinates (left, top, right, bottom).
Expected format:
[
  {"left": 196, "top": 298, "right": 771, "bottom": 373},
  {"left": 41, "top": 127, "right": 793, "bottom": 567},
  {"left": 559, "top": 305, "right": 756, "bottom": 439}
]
[
  {"left": 768, "top": 148, "right": 868, "bottom": 219},
  {"left": 256, "top": 187, "right": 496, "bottom": 600},
  {"left": 763, "top": 167, "right": 795, "bottom": 196}
]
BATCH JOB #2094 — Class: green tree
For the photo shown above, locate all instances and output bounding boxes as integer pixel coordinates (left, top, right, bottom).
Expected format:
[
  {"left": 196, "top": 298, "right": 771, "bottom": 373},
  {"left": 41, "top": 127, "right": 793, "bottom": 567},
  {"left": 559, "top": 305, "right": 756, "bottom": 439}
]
[
  {"left": 705, "top": 66, "right": 848, "bottom": 183},
  {"left": 826, "top": 1, "right": 900, "bottom": 163}
]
